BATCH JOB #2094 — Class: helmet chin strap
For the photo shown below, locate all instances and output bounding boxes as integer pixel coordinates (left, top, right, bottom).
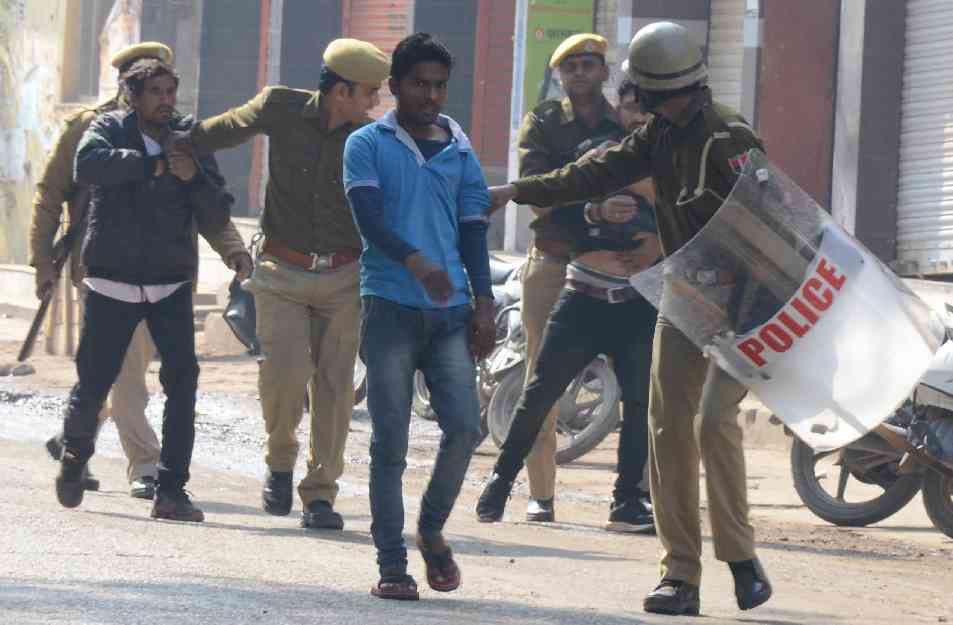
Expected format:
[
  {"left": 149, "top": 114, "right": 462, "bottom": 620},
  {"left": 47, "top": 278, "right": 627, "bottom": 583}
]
[{"left": 636, "top": 87, "right": 668, "bottom": 114}]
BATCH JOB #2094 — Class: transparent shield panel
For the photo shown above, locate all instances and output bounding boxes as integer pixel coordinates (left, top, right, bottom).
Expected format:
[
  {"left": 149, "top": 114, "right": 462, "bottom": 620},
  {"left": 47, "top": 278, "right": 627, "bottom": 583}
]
[{"left": 631, "top": 150, "right": 944, "bottom": 450}]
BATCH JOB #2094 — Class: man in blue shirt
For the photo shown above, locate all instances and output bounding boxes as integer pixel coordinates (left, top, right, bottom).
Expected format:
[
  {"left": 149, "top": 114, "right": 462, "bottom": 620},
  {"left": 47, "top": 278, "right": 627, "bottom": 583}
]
[{"left": 343, "top": 33, "right": 494, "bottom": 601}]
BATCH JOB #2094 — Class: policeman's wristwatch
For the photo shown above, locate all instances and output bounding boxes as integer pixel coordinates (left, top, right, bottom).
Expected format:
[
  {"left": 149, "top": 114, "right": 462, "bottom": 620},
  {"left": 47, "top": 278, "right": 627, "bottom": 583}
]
[{"left": 584, "top": 201, "right": 601, "bottom": 224}]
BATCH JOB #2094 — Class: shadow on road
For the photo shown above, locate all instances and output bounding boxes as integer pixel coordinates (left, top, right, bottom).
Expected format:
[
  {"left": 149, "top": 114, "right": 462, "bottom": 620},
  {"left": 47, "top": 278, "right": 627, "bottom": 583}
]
[{"left": 0, "top": 575, "right": 662, "bottom": 625}]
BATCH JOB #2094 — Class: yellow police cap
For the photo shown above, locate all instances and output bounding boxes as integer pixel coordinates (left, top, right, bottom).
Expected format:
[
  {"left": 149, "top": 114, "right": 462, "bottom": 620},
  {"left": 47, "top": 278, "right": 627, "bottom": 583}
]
[
  {"left": 111, "top": 42, "right": 174, "bottom": 71},
  {"left": 549, "top": 33, "right": 608, "bottom": 68},
  {"left": 323, "top": 38, "right": 390, "bottom": 84}
]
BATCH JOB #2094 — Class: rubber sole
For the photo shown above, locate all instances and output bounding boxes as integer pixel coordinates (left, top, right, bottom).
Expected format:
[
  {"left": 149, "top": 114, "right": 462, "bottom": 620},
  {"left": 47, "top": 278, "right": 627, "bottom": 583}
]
[{"left": 605, "top": 521, "right": 655, "bottom": 534}]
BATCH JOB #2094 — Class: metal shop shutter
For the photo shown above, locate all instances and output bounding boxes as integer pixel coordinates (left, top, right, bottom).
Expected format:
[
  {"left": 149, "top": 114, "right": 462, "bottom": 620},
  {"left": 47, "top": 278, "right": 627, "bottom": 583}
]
[
  {"left": 896, "top": 0, "right": 953, "bottom": 275},
  {"left": 414, "top": 0, "right": 478, "bottom": 134},
  {"left": 345, "top": 0, "right": 412, "bottom": 118},
  {"left": 707, "top": 0, "right": 746, "bottom": 112}
]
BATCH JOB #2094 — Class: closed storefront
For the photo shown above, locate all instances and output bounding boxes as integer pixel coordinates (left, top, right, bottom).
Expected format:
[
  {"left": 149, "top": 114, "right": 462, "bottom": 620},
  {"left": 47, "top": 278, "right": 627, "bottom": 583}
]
[
  {"left": 414, "top": 0, "right": 478, "bottom": 134},
  {"left": 343, "top": 0, "right": 413, "bottom": 118},
  {"left": 706, "top": 0, "right": 745, "bottom": 112},
  {"left": 281, "top": 0, "right": 342, "bottom": 89},
  {"left": 896, "top": 0, "right": 953, "bottom": 274}
]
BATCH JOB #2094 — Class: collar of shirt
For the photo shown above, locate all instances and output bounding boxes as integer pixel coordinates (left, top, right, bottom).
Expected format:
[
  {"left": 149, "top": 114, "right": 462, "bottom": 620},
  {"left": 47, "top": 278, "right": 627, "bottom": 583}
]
[
  {"left": 378, "top": 109, "right": 473, "bottom": 166},
  {"left": 300, "top": 91, "right": 358, "bottom": 136},
  {"left": 559, "top": 96, "right": 619, "bottom": 127}
]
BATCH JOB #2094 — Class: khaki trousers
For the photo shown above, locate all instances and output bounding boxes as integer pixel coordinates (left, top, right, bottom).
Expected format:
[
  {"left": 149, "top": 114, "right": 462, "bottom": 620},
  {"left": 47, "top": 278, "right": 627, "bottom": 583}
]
[
  {"left": 246, "top": 255, "right": 361, "bottom": 507},
  {"left": 80, "top": 290, "right": 160, "bottom": 483},
  {"left": 105, "top": 321, "right": 160, "bottom": 482},
  {"left": 648, "top": 321, "right": 755, "bottom": 586},
  {"left": 520, "top": 250, "right": 567, "bottom": 500}
]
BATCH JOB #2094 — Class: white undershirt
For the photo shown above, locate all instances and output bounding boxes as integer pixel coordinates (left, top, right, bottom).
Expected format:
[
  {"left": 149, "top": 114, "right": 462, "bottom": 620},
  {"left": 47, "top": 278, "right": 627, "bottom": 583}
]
[{"left": 83, "top": 131, "right": 190, "bottom": 304}]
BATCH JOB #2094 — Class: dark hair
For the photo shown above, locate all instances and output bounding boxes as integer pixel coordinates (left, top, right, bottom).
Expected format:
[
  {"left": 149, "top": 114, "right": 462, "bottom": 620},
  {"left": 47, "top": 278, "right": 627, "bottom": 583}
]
[
  {"left": 391, "top": 32, "right": 453, "bottom": 81},
  {"left": 318, "top": 66, "right": 356, "bottom": 95},
  {"left": 617, "top": 78, "right": 638, "bottom": 102},
  {"left": 119, "top": 59, "right": 179, "bottom": 98}
]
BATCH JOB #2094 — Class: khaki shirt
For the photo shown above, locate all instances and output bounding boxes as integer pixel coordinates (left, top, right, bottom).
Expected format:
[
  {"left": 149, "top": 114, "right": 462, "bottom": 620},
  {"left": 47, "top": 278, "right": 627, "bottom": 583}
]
[
  {"left": 512, "top": 88, "right": 764, "bottom": 256},
  {"left": 517, "top": 97, "right": 625, "bottom": 257},
  {"left": 29, "top": 107, "right": 247, "bottom": 284},
  {"left": 518, "top": 96, "right": 625, "bottom": 180},
  {"left": 190, "top": 87, "right": 364, "bottom": 255}
]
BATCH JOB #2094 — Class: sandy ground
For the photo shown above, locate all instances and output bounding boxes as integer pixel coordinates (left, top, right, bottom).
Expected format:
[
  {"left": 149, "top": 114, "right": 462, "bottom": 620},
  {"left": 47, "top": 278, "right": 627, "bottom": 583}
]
[{"left": 0, "top": 317, "right": 952, "bottom": 625}]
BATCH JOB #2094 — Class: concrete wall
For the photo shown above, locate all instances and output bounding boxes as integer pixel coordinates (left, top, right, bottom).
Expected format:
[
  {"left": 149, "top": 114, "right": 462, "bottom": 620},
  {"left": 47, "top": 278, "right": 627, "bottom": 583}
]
[
  {"left": 831, "top": 0, "right": 906, "bottom": 261},
  {"left": 0, "top": 0, "right": 72, "bottom": 266},
  {"left": 758, "top": 0, "right": 839, "bottom": 208}
]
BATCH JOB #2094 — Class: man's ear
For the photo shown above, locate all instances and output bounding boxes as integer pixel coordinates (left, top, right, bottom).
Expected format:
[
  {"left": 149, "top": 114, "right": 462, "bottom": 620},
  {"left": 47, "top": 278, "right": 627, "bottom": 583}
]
[
  {"left": 388, "top": 77, "right": 399, "bottom": 97},
  {"left": 598, "top": 62, "right": 610, "bottom": 82},
  {"left": 330, "top": 82, "right": 348, "bottom": 102}
]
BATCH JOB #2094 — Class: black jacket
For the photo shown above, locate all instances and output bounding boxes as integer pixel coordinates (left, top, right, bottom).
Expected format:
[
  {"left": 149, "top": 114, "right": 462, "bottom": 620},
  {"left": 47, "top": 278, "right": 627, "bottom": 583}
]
[{"left": 75, "top": 110, "right": 233, "bottom": 285}]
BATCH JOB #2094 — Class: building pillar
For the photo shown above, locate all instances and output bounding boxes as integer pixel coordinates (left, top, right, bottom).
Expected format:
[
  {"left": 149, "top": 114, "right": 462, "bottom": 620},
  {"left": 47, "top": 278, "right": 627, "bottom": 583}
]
[{"left": 830, "top": 0, "right": 905, "bottom": 261}]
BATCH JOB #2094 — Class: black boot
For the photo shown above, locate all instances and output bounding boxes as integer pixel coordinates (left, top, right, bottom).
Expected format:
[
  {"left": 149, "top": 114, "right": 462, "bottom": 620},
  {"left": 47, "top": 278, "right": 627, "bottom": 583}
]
[
  {"left": 262, "top": 470, "right": 293, "bottom": 516},
  {"left": 301, "top": 500, "right": 344, "bottom": 530},
  {"left": 55, "top": 449, "right": 87, "bottom": 509},
  {"left": 729, "top": 558, "right": 772, "bottom": 610},
  {"left": 476, "top": 473, "right": 513, "bottom": 522},
  {"left": 643, "top": 579, "right": 701, "bottom": 616},
  {"left": 47, "top": 435, "right": 99, "bottom": 491}
]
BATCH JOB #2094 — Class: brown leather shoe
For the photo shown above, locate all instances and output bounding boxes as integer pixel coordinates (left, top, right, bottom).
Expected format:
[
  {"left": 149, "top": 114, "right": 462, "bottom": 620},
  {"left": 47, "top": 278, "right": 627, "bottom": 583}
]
[{"left": 151, "top": 490, "right": 205, "bottom": 522}]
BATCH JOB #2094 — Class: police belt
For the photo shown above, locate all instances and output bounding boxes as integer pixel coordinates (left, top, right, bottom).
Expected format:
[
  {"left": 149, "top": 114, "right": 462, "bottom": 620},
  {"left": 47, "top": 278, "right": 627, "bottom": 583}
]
[
  {"left": 262, "top": 239, "right": 360, "bottom": 271},
  {"left": 566, "top": 279, "right": 641, "bottom": 304}
]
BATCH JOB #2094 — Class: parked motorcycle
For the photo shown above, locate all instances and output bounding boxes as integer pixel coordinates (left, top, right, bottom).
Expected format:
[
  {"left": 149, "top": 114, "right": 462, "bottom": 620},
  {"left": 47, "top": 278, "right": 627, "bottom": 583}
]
[{"left": 790, "top": 281, "right": 953, "bottom": 537}]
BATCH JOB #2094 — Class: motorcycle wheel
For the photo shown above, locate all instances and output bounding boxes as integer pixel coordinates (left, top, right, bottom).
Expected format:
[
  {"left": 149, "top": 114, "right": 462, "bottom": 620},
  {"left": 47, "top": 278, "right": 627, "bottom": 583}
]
[
  {"left": 412, "top": 371, "right": 437, "bottom": 421},
  {"left": 554, "top": 358, "right": 621, "bottom": 465},
  {"left": 353, "top": 355, "right": 367, "bottom": 406},
  {"left": 486, "top": 360, "right": 621, "bottom": 465},
  {"left": 790, "top": 437, "right": 922, "bottom": 527},
  {"left": 922, "top": 469, "right": 953, "bottom": 539}
]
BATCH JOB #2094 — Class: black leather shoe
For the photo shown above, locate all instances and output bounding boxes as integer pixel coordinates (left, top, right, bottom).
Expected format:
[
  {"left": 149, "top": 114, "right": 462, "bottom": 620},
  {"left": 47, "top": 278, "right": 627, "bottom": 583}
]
[
  {"left": 729, "top": 558, "right": 772, "bottom": 610},
  {"left": 47, "top": 436, "right": 99, "bottom": 491},
  {"left": 55, "top": 450, "right": 87, "bottom": 509},
  {"left": 605, "top": 496, "right": 654, "bottom": 534},
  {"left": 476, "top": 473, "right": 513, "bottom": 523},
  {"left": 525, "top": 497, "right": 554, "bottom": 522},
  {"left": 262, "top": 470, "right": 293, "bottom": 516},
  {"left": 643, "top": 579, "right": 701, "bottom": 616},
  {"left": 301, "top": 500, "right": 344, "bottom": 530}
]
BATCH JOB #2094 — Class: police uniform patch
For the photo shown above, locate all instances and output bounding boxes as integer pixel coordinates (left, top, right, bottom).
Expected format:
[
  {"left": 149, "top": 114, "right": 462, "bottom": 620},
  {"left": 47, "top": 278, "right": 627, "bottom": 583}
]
[{"left": 728, "top": 153, "right": 750, "bottom": 174}]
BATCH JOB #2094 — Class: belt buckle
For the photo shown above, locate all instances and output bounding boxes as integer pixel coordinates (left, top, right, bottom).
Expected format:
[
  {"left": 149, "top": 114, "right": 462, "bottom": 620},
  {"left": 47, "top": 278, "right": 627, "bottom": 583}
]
[
  {"left": 606, "top": 286, "right": 629, "bottom": 304},
  {"left": 309, "top": 252, "right": 334, "bottom": 271}
]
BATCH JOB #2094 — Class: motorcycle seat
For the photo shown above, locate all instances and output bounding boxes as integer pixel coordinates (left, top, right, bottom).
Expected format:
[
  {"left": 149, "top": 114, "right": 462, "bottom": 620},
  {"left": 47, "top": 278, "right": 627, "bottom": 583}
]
[{"left": 490, "top": 256, "right": 517, "bottom": 285}]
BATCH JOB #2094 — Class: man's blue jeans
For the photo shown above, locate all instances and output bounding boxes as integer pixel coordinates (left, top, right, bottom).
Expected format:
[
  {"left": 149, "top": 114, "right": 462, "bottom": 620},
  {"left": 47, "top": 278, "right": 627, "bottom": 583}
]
[{"left": 361, "top": 296, "right": 484, "bottom": 574}]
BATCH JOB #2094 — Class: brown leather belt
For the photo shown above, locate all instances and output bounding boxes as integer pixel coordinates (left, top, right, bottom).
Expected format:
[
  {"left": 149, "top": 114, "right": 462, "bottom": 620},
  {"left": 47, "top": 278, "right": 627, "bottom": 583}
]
[
  {"left": 262, "top": 239, "right": 360, "bottom": 271},
  {"left": 566, "top": 279, "right": 640, "bottom": 304}
]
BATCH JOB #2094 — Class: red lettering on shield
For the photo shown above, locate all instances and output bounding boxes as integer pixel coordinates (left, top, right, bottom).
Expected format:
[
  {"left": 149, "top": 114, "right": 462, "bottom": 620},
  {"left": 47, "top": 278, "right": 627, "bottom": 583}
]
[{"left": 738, "top": 338, "right": 767, "bottom": 367}]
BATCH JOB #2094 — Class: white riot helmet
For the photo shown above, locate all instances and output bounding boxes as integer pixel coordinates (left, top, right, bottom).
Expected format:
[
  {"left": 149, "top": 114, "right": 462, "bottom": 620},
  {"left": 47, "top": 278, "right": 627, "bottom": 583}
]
[{"left": 627, "top": 21, "right": 708, "bottom": 92}]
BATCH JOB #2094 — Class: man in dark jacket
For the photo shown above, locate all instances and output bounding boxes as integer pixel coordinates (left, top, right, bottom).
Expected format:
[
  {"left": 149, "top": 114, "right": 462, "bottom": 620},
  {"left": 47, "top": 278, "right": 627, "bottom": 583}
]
[{"left": 55, "top": 58, "right": 237, "bottom": 522}]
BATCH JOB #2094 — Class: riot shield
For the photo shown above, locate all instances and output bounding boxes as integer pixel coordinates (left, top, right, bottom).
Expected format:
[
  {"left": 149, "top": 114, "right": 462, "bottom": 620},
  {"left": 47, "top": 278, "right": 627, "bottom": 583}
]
[{"left": 630, "top": 149, "right": 945, "bottom": 450}]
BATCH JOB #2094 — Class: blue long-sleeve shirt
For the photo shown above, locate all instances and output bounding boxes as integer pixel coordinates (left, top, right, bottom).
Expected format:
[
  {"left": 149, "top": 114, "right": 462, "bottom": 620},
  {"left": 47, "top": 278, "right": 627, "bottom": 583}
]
[{"left": 343, "top": 111, "right": 491, "bottom": 308}]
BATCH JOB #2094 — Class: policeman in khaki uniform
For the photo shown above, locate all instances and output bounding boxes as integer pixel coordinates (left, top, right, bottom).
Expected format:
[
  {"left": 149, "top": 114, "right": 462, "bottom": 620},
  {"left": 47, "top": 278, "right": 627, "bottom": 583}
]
[
  {"left": 488, "top": 23, "right": 773, "bottom": 616},
  {"left": 168, "top": 39, "right": 390, "bottom": 530},
  {"left": 507, "top": 33, "right": 631, "bottom": 525},
  {"left": 29, "top": 42, "right": 249, "bottom": 501}
]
